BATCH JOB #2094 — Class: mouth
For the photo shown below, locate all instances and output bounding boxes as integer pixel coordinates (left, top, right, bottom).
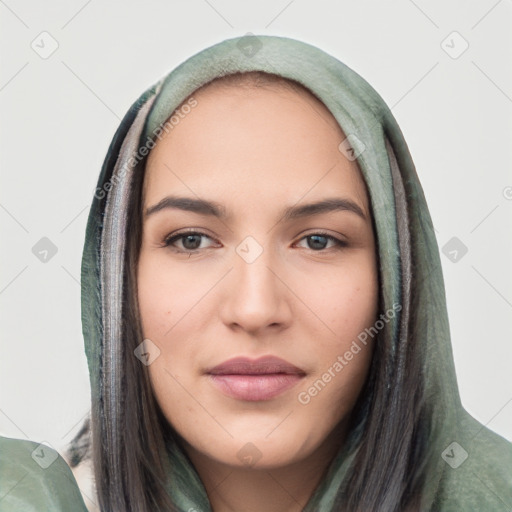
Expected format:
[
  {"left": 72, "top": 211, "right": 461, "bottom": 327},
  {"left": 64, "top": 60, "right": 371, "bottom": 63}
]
[{"left": 206, "top": 355, "right": 306, "bottom": 402}]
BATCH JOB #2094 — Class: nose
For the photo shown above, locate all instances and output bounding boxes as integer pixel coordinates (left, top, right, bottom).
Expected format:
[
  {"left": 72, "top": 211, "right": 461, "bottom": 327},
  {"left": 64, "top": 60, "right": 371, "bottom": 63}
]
[{"left": 219, "top": 241, "right": 292, "bottom": 335}]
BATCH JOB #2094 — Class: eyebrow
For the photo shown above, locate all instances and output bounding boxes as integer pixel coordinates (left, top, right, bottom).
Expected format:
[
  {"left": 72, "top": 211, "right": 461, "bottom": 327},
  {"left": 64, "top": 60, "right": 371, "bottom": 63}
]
[{"left": 144, "top": 195, "right": 367, "bottom": 222}]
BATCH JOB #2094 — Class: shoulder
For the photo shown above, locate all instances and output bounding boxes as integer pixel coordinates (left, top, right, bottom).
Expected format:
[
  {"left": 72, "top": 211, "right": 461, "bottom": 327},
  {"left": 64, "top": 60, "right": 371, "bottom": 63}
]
[
  {"left": 432, "top": 410, "right": 512, "bottom": 511},
  {"left": 0, "top": 436, "right": 88, "bottom": 512}
]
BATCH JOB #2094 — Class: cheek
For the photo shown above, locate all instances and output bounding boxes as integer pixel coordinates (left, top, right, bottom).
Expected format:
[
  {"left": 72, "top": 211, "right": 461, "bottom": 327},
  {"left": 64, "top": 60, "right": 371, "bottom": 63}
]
[
  {"left": 297, "top": 253, "right": 378, "bottom": 408},
  {"left": 138, "top": 258, "right": 197, "bottom": 427},
  {"left": 303, "top": 251, "right": 379, "bottom": 344},
  {"left": 137, "top": 263, "right": 172, "bottom": 338},
  {"left": 137, "top": 253, "right": 207, "bottom": 398},
  {"left": 137, "top": 252, "right": 198, "bottom": 338}
]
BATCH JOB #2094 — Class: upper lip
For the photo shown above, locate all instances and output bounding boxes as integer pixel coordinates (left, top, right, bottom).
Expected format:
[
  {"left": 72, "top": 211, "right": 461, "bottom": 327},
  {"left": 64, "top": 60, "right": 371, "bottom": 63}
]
[{"left": 206, "top": 356, "right": 306, "bottom": 376}]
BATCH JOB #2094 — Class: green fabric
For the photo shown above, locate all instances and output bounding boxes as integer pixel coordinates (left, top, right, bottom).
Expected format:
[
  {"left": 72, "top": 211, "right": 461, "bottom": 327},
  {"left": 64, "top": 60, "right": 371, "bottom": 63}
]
[
  {"left": 0, "top": 436, "right": 88, "bottom": 511},
  {"left": 2, "top": 34, "right": 511, "bottom": 511},
  {"left": 140, "top": 34, "right": 512, "bottom": 510}
]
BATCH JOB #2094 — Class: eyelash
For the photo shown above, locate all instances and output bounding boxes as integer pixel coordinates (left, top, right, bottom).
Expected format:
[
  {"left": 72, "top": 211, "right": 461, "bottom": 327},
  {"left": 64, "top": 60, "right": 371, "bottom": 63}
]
[{"left": 162, "top": 229, "right": 347, "bottom": 254}]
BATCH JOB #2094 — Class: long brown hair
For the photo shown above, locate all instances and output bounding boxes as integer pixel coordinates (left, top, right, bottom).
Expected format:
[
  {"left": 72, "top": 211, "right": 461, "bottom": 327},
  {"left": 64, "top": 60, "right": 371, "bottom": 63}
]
[{"left": 70, "top": 71, "right": 430, "bottom": 511}]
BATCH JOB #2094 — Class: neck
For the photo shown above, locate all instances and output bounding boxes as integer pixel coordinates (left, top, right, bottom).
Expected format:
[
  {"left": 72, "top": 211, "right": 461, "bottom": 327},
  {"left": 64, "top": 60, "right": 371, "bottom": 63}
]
[{"left": 179, "top": 422, "right": 347, "bottom": 512}]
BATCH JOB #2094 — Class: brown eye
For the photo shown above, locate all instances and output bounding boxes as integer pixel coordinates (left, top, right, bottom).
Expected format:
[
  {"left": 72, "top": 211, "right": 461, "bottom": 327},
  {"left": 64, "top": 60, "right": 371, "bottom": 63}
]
[{"left": 163, "top": 231, "right": 217, "bottom": 252}]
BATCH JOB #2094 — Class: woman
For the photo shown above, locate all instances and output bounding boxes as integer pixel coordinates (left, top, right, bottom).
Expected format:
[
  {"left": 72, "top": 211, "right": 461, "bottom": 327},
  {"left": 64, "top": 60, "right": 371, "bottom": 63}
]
[{"left": 2, "top": 34, "right": 511, "bottom": 511}]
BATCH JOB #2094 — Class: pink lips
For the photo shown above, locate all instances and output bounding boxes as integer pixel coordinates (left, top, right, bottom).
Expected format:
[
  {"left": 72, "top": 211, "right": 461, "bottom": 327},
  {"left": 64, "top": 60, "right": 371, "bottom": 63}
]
[{"left": 206, "top": 355, "right": 306, "bottom": 402}]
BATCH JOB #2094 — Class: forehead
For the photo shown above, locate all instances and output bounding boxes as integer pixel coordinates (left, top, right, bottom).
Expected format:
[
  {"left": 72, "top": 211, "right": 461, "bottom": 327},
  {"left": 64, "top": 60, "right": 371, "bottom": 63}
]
[{"left": 143, "top": 84, "right": 369, "bottom": 212}]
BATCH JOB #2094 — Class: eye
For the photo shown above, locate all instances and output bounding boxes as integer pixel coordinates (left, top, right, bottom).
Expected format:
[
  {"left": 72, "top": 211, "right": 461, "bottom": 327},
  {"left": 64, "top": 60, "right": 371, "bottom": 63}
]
[
  {"left": 162, "top": 230, "right": 347, "bottom": 254},
  {"left": 295, "top": 232, "right": 347, "bottom": 251},
  {"left": 163, "top": 230, "right": 217, "bottom": 253}
]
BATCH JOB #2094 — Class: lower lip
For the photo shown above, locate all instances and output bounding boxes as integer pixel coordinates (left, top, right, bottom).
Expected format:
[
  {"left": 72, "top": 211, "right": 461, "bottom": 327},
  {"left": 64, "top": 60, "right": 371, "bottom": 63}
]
[{"left": 208, "top": 373, "right": 304, "bottom": 401}]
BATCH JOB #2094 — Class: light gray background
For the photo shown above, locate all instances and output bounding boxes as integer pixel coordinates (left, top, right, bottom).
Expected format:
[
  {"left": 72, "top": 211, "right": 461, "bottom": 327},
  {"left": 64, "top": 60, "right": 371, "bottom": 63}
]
[{"left": 1, "top": 0, "right": 511, "bottom": 460}]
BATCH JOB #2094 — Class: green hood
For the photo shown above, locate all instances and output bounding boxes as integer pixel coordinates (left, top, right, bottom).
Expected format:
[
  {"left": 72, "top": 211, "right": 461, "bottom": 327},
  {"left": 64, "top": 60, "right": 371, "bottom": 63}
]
[
  {"left": 2, "top": 34, "right": 509, "bottom": 512},
  {"left": 80, "top": 34, "right": 512, "bottom": 511}
]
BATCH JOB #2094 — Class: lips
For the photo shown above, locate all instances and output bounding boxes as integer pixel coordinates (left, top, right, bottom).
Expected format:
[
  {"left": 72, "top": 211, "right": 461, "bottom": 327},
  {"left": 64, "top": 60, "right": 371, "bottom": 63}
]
[
  {"left": 206, "top": 355, "right": 306, "bottom": 376},
  {"left": 206, "top": 355, "right": 306, "bottom": 401}
]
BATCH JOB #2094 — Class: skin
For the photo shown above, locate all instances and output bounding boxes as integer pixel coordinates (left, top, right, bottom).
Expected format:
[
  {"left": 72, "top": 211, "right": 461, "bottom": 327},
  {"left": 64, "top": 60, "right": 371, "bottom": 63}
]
[{"left": 137, "top": 82, "right": 379, "bottom": 512}]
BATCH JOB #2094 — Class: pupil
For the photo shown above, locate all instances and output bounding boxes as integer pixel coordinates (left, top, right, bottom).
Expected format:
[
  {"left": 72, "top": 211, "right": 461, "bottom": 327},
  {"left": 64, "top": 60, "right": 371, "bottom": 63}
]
[
  {"left": 308, "top": 235, "right": 327, "bottom": 250},
  {"left": 183, "top": 235, "right": 201, "bottom": 250}
]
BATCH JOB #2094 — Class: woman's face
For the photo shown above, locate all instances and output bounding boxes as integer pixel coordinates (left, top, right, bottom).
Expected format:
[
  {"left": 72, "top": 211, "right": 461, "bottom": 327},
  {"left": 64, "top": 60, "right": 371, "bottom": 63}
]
[{"left": 137, "top": 82, "right": 379, "bottom": 470}]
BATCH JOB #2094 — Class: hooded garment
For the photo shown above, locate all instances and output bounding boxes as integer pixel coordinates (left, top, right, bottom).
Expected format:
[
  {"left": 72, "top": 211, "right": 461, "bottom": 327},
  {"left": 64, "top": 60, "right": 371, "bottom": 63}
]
[{"left": 1, "top": 34, "right": 511, "bottom": 512}]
